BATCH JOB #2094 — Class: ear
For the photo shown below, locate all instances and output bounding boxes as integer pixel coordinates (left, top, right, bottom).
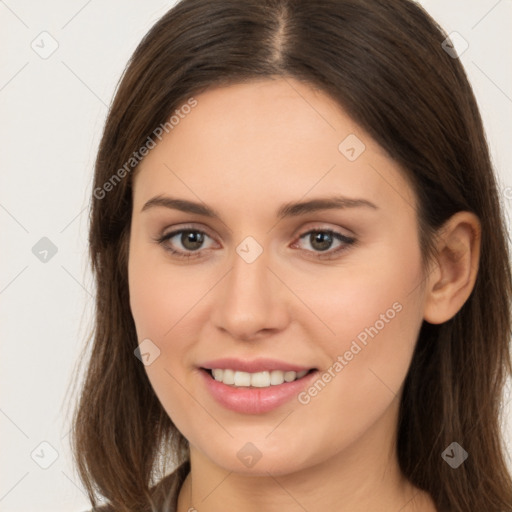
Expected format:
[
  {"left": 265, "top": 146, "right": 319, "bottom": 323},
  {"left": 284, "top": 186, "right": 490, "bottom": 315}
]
[{"left": 423, "top": 211, "right": 481, "bottom": 324}]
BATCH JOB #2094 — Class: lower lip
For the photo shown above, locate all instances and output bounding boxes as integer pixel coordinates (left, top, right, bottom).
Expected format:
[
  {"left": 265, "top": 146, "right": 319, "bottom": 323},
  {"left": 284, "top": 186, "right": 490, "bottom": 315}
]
[{"left": 200, "top": 369, "right": 318, "bottom": 414}]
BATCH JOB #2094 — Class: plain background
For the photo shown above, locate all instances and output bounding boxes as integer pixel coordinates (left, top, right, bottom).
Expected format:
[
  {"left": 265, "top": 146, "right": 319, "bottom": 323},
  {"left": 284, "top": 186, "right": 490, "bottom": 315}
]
[{"left": 1, "top": 1, "right": 511, "bottom": 510}]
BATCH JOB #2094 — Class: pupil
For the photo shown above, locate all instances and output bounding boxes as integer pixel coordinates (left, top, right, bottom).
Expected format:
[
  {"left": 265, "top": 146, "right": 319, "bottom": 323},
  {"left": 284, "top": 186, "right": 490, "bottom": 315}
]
[
  {"left": 182, "top": 231, "right": 204, "bottom": 250},
  {"left": 312, "top": 232, "right": 332, "bottom": 251}
]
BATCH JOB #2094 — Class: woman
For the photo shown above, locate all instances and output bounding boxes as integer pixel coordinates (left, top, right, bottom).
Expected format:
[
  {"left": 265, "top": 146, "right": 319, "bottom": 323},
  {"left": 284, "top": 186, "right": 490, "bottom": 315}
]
[{"left": 70, "top": 0, "right": 512, "bottom": 510}]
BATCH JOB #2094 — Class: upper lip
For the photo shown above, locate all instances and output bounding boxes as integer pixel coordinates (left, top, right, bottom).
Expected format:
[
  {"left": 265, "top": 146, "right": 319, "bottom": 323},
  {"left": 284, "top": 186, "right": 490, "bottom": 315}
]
[{"left": 200, "top": 358, "right": 315, "bottom": 373}]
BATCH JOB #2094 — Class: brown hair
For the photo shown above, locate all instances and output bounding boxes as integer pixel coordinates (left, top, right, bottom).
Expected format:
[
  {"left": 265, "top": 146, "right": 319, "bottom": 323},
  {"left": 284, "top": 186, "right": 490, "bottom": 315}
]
[{"left": 69, "top": 0, "right": 512, "bottom": 510}]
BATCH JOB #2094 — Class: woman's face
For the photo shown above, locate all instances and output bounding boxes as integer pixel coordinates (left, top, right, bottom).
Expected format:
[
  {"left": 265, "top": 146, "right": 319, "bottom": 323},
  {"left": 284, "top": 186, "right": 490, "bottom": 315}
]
[{"left": 128, "top": 77, "right": 428, "bottom": 475}]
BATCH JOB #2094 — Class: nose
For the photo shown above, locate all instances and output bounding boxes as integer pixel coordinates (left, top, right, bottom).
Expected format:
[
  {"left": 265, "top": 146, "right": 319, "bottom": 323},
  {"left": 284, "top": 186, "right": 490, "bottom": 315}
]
[{"left": 211, "top": 244, "right": 290, "bottom": 341}]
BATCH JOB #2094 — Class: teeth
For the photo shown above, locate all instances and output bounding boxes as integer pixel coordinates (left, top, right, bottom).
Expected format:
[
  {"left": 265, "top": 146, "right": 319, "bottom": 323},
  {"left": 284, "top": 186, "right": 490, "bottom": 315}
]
[
  {"left": 284, "top": 371, "right": 296, "bottom": 382},
  {"left": 250, "top": 371, "right": 270, "bottom": 388},
  {"left": 223, "top": 368, "right": 235, "bottom": 385},
  {"left": 234, "top": 371, "right": 251, "bottom": 387},
  {"left": 210, "top": 369, "right": 310, "bottom": 387},
  {"left": 270, "top": 370, "right": 285, "bottom": 385}
]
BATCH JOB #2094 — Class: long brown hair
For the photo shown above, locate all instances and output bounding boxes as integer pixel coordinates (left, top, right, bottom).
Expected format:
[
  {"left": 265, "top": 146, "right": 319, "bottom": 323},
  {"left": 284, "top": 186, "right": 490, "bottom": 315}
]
[{"left": 69, "top": 0, "right": 512, "bottom": 510}]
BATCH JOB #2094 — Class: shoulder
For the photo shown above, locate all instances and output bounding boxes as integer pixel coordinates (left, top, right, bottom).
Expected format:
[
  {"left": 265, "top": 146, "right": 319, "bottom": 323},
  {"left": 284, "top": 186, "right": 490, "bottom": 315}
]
[{"left": 83, "top": 460, "right": 190, "bottom": 512}]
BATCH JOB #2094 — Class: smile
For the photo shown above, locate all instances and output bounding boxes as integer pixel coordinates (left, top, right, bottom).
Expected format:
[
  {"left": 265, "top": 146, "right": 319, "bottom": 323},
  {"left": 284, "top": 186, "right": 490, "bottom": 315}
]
[
  {"left": 198, "top": 359, "right": 319, "bottom": 414},
  {"left": 209, "top": 368, "right": 311, "bottom": 387}
]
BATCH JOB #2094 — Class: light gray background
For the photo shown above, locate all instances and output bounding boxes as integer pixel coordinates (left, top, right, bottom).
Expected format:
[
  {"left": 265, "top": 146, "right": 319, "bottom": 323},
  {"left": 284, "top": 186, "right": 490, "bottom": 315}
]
[{"left": 1, "top": 1, "right": 511, "bottom": 510}]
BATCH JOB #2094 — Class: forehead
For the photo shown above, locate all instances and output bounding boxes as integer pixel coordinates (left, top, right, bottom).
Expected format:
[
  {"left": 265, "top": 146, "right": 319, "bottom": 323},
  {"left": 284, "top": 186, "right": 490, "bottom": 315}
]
[{"left": 133, "top": 78, "right": 416, "bottom": 217}]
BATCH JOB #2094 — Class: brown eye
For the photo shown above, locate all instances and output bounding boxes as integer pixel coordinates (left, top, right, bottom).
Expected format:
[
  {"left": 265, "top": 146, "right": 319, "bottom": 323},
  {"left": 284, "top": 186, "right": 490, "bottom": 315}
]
[
  {"left": 293, "top": 229, "right": 356, "bottom": 258},
  {"left": 308, "top": 231, "right": 335, "bottom": 251},
  {"left": 157, "top": 228, "right": 214, "bottom": 259},
  {"left": 177, "top": 230, "right": 205, "bottom": 251}
]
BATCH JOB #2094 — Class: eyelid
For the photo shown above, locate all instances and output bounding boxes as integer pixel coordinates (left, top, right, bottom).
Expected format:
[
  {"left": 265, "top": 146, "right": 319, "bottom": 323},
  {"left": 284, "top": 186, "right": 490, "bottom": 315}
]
[
  {"left": 291, "top": 221, "right": 355, "bottom": 241},
  {"left": 159, "top": 223, "right": 217, "bottom": 241}
]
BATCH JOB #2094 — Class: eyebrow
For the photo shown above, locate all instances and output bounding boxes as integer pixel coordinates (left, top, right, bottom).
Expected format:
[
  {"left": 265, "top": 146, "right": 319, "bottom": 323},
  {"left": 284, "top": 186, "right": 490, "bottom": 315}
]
[{"left": 141, "top": 194, "right": 378, "bottom": 220}]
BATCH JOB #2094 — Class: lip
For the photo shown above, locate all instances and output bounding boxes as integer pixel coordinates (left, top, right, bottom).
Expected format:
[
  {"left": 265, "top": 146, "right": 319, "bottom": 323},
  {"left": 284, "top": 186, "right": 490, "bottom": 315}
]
[
  {"left": 199, "top": 366, "right": 319, "bottom": 414},
  {"left": 200, "top": 357, "right": 313, "bottom": 373}
]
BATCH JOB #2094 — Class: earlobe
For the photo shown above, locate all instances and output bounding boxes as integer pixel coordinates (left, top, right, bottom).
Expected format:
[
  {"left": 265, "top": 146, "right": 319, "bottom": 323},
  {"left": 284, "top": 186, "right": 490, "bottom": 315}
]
[{"left": 423, "top": 211, "right": 481, "bottom": 324}]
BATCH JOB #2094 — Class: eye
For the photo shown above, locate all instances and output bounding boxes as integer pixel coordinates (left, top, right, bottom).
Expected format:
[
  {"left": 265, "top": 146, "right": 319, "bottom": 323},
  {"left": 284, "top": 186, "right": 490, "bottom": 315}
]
[
  {"left": 155, "top": 226, "right": 356, "bottom": 260},
  {"left": 292, "top": 229, "right": 356, "bottom": 259},
  {"left": 156, "top": 227, "right": 215, "bottom": 259}
]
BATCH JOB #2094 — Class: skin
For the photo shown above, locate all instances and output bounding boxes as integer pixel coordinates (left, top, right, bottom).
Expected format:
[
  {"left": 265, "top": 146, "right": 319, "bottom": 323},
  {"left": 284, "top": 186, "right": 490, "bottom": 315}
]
[{"left": 127, "top": 77, "right": 481, "bottom": 511}]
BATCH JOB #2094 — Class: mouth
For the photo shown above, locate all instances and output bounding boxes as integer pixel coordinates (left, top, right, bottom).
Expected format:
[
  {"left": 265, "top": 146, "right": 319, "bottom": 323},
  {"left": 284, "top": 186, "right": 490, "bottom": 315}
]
[
  {"left": 198, "top": 357, "right": 320, "bottom": 413},
  {"left": 199, "top": 365, "right": 319, "bottom": 414},
  {"left": 201, "top": 367, "right": 317, "bottom": 388}
]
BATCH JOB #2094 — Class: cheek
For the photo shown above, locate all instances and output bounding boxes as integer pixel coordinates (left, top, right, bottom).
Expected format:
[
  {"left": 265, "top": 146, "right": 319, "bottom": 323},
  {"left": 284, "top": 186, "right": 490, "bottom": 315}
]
[
  {"left": 128, "top": 239, "right": 212, "bottom": 402},
  {"left": 298, "top": 240, "right": 423, "bottom": 402},
  {"left": 128, "top": 239, "right": 205, "bottom": 343},
  {"left": 128, "top": 269, "right": 175, "bottom": 339},
  {"left": 128, "top": 243, "right": 203, "bottom": 428},
  {"left": 290, "top": 290, "right": 423, "bottom": 460},
  {"left": 308, "top": 240, "right": 424, "bottom": 359}
]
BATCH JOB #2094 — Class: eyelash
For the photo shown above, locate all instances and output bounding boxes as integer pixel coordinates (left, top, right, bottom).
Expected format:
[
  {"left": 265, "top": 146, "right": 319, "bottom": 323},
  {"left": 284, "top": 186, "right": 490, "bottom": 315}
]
[{"left": 155, "top": 225, "right": 356, "bottom": 261}]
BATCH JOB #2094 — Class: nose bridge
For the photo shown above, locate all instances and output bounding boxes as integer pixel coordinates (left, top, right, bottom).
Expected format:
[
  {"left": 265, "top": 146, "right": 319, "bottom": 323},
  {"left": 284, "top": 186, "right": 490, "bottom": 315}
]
[
  {"left": 212, "top": 236, "right": 289, "bottom": 338},
  {"left": 226, "top": 239, "right": 273, "bottom": 311}
]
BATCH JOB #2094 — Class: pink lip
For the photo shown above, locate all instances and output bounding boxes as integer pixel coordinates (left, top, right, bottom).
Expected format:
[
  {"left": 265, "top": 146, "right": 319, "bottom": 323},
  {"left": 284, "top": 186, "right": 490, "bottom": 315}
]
[
  {"left": 200, "top": 357, "right": 313, "bottom": 373},
  {"left": 199, "top": 367, "right": 319, "bottom": 414}
]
